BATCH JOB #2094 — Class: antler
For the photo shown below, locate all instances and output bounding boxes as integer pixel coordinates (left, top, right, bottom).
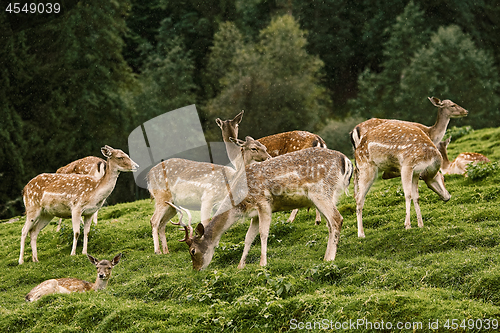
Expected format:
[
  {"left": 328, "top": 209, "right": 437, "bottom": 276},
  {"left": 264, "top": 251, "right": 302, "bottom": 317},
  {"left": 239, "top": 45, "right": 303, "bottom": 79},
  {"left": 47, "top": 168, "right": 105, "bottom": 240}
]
[{"left": 166, "top": 201, "right": 193, "bottom": 242}]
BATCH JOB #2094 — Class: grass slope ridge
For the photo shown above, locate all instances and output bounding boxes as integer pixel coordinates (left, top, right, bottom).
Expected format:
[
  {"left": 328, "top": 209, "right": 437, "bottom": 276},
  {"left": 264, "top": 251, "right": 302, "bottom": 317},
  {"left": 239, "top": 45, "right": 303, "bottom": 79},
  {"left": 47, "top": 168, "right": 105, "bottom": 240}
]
[{"left": 1, "top": 127, "right": 500, "bottom": 332}]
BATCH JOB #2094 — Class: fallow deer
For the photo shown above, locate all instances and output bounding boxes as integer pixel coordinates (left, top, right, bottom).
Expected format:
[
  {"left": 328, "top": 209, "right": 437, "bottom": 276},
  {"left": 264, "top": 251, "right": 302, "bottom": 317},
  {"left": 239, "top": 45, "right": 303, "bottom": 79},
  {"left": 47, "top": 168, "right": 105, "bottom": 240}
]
[
  {"left": 19, "top": 146, "right": 138, "bottom": 264},
  {"left": 25, "top": 253, "right": 122, "bottom": 302},
  {"left": 350, "top": 97, "right": 468, "bottom": 151},
  {"left": 217, "top": 111, "right": 327, "bottom": 224},
  {"left": 146, "top": 136, "right": 270, "bottom": 254},
  {"left": 216, "top": 110, "right": 245, "bottom": 169},
  {"left": 437, "top": 137, "right": 491, "bottom": 175},
  {"left": 177, "top": 147, "right": 353, "bottom": 271},
  {"left": 354, "top": 121, "right": 451, "bottom": 238},
  {"left": 55, "top": 156, "right": 107, "bottom": 231}
]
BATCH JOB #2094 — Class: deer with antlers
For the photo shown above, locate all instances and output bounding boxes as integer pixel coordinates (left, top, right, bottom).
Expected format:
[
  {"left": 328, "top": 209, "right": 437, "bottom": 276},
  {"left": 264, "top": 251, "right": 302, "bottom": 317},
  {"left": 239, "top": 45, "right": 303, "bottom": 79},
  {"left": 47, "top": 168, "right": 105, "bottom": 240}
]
[
  {"left": 350, "top": 97, "right": 468, "bottom": 178},
  {"left": 55, "top": 156, "right": 107, "bottom": 231},
  {"left": 19, "top": 146, "right": 138, "bottom": 264},
  {"left": 25, "top": 253, "right": 122, "bottom": 302},
  {"left": 146, "top": 136, "right": 270, "bottom": 254},
  {"left": 354, "top": 121, "right": 451, "bottom": 238},
  {"left": 175, "top": 147, "right": 353, "bottom": 271},
  {"left": 437, "top": 137, "right": 491, "bottom": 175},
  {"left": 216, "top": 111, "right": 327, "bottom": 224}
]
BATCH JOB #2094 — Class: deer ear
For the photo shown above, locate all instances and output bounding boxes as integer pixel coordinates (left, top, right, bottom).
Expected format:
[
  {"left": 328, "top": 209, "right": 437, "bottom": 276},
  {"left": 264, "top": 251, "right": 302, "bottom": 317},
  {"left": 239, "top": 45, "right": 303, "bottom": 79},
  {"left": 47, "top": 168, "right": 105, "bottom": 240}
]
[
  {"left": 87, "top": 254, "right": 99, "bottom": 266},
  {"left": 229, "top": 137, "right": 244, "bottom": 147},
  {"left": 101, "top": 145, "right": 114, "bottom": 158},
  {"left": 215, "top": 118, "right": 223, "bottom": 129},
  {"left": 112, "top": 253, "right": 122, "bottom": 266},
  {"left": 245, "top": 136, "right": 255, "bottom": 142},
  {"left": 233, "top": 110, "right": 244, "bottom": 124},
  {"left": 445, "top": 136, "right": 452, "bottom": 145},
  {"left": 428, "top": 97, "right": 442, "bottom": 107},
  {"left": 195, "top": 223, "right": 205, "bottom": 237}
]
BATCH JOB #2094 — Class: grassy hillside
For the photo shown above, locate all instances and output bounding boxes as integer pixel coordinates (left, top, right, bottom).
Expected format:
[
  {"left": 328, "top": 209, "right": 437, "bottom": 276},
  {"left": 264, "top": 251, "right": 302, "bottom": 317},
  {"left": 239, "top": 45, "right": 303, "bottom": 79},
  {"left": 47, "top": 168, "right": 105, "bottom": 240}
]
[{"left": 1, "top": 127, "right": 500, "bottom": 332}]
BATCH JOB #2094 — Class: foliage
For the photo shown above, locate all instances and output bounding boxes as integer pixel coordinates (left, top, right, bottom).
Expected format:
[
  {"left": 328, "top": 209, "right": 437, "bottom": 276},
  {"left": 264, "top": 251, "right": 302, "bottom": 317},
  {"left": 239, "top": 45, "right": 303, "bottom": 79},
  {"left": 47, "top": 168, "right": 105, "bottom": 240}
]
[
  {"left": 206, "top": 15, "right": 331, "bottom": 139},
  {"left": 466, "top": 161, "right": 500, "bottom": 182},
  {"left": 400, "top": 25, "right": 500, "bottom": 129},
  {"left": 2, "top": 129, "right": 500, "bottom": 332},
  {"left": 317, "top": 116, "right": 365, "bottom": 158},
  {"left": 445, "top": 125, "right": 474, "bottom": 140}
]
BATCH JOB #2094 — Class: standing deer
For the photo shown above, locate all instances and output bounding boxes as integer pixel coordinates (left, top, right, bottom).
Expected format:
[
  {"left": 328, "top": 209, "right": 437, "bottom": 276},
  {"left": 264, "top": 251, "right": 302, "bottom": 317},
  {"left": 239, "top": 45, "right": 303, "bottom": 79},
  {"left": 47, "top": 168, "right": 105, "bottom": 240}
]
[
  {"left": 55, "top": 156, "right": 107, "bottom": 231},
  {"left": 176, "top": 147, "right": 353, "bottom": 271},
  {"left": 19, "top": 146, "right": 138, "bottom": 264},
  {"left": 25, "top": 253, "right": 122, "bottom": 302},
  {"left": 354, "top": 121, "right": 451, "bottom": 238},
  {"left": 437, "top": 137, "right": 491, "bottom": 175},
  {"left": 217, "top": 111, "right": 327, "bottom": 224},
  {"left": 350, "top": 97, "right": 468, "bottom": 152},
  {"left": 147, "top": 136, "right": 270, "bottom": 254}
]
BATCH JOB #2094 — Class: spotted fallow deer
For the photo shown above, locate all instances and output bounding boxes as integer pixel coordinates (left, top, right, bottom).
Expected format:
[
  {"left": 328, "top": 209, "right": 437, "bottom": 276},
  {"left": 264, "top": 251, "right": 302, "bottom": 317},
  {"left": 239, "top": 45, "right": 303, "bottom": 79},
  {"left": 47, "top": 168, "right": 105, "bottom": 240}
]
[
  {"left": 55, "top": 156, "right": 107, "bottom": 231},
  {"left": 437, "top": 137, "right": 491, "bottom": 175},
  {"left": 19, "top": 146, "right": 138, "bottom": 264},
  {"left": 350, "top": 97, "right": 468, "bottom": 165},
  {"left": 354, "top": 121, "right": 451, "bottom": 238},
  {"left": 146, "top": 136, "right": 270, "bottom": 254},
  {"left": 217, "top": 111, "right": 327, "bottom": 224},
  {"left": 25, "top": 253, "right": 122, "bottom": 302},
  {"left": 176, "top": 147, "right": 353, "bottom": 271}
]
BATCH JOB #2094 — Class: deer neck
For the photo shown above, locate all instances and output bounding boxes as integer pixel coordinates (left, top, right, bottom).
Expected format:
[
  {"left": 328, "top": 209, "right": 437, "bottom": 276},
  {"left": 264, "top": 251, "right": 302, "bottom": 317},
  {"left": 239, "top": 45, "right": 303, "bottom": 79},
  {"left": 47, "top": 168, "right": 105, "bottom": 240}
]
[
  {"left": 91, "top": 161, "right": 121, "bottom": 204},
  {"left": 92, "top": 278, "right": 109, "bottom": 291},
  {"left": 437, "top": 144, "right": 451, "bottom": 171},
  {"left": 428, "top": 110, "right": 450, "bottom": 145},
  {"left": 204, "top": 207, "right": 242, "bottom": 248}
]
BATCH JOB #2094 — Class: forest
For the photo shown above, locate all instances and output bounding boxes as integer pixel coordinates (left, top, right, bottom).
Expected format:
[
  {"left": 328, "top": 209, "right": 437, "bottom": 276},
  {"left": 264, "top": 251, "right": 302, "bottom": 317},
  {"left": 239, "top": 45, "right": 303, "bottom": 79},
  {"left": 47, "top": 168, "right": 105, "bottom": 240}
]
[{"left": 1, "top": 0, "right": 499, "bottom": 219}]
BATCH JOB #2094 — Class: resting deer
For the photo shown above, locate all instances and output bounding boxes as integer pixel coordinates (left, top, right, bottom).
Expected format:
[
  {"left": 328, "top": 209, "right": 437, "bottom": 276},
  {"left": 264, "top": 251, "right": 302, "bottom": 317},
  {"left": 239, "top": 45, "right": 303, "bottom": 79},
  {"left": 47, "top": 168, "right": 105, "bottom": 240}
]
[
  {"left": 25, "top": 253, "right": 122, "bottom": 302},
  {"left": 354, "top": 121, "right": 451, "bottom": 238},
  {"left": 437, "top": 137, "right": 491, "bottom": 175},
  {"left": 19, "top": 146, "right": 138, "bottom": 264},
  {"left": 217, "top": 111, "right": 327, "bottom": 224},
  {"left": 55, "top": 156, "right": 107, "bottom": 231},
  {"left": 147, "top": 136, "right": 270, "bottom": 254},
  {"left": 176, "top": 147, "right": 353, "bottom": 271},
  {"left": 350, "top": 96, "right": 468, "bottom": 155}
]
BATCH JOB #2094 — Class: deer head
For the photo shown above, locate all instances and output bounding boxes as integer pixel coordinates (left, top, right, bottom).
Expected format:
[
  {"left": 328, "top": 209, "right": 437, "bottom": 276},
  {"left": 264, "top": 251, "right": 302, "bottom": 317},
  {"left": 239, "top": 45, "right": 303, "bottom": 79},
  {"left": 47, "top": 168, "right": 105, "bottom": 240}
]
[
  {"left": 216, "top": 110, "right": 244, "bottom": 142},
  {"left": 428, "top": 97, "right": 468, "bottom": 118},
  {"left": 101, "top": 145, "right": 139, "bottom": 172}
]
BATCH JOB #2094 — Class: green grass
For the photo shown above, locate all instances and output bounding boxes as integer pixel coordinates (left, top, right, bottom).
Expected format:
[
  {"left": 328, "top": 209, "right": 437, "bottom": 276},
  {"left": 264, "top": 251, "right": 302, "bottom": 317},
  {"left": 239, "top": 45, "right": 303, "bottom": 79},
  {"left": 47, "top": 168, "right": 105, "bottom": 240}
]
[{"left": 1, "top": 127, "right": 500, "bottom": 332}]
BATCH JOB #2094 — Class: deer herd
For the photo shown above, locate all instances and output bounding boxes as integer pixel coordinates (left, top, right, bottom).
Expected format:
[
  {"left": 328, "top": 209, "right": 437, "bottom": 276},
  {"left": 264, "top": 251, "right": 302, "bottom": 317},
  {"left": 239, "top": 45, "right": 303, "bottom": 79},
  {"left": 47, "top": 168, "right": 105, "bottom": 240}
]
[{"left": 18, "top": 97, "right": 491, "bottom": 300}]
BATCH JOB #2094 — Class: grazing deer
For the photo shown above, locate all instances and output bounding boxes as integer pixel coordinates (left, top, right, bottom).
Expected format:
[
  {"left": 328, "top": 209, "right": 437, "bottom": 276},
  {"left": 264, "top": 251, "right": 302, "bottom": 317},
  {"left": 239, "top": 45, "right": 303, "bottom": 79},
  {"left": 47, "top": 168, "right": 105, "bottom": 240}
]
[
  {"left": 437, "top": 137, "right": 491, "bottom": 175},
  {"left": 55, "top": 156, "right": 107, "bottom": 231},
  {"left": 25, "top": 253, "right": 122, "bottom": 302},
  {"left": 354, "top": 121, "right": 451, "bottom": 238},
  {"left": 19, "top": 146, "right": 138, "bottom": 264},
  {"left": 350, "top": 97, "right": 468, "bottom": 150},
  {"left": 147, "top": 136, "right": 270, "bottom": 254},
  {"left": 217, "top": 111, "right": 327, "bottom": 224},
  {"left": 176, "top": 147, "right": 353, "bottom": 271}
]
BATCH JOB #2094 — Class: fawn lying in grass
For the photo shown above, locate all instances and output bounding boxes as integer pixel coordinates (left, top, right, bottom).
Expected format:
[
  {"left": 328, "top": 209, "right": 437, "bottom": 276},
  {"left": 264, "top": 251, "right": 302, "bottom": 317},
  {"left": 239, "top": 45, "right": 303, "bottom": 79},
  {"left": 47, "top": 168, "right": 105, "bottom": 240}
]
[{"left": 25, "top": 253, "right": 122, "bottom": 302}]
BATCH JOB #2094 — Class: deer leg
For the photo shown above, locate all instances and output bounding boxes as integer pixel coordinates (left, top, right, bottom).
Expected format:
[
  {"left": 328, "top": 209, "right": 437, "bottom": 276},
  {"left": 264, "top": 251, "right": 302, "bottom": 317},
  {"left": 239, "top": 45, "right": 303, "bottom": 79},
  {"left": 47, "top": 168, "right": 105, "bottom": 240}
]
[
  {"left": 92, "top": 211, "right": 98, "bottom": 226},
  {"left": 56, "top": 218, "right": 63, "bottom": 232},
  {"left": 315, "top": 209, "right": 322, "bottom": 225},
  {"left": 310, "top": 193, "right": 342, "bottom": 261},
  {"left": 158, "top": 207, "right": 176, "bottom": 254},
  {"left": 70, "top": 209, "right": 82, "bottom": 256},
  {"left": 286, "top": 209, "right": 299, "bottom": 223},
  {"left": 257, "top": 207, "right": 273, "bottom": 267},
  {"left": 354, "top": 165, "right": 378, "bottom": 238},
  {"left": 238, "top": 216, "right": 260, "bottom": 269},
  {"left": 29, "top": 213, "right": 52, "bottom": 263},
  {"left": 401, "top": 166, "right": 414, "bottom": 230},
  {"left": 81, "top": 215, "right": 93, "bottom": 255},
  {"left": 19, "top": 211, "right": 38, "bottom": 264},
  {"left": 411, "top": 174, "right": 424, "bottom": 228}
]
